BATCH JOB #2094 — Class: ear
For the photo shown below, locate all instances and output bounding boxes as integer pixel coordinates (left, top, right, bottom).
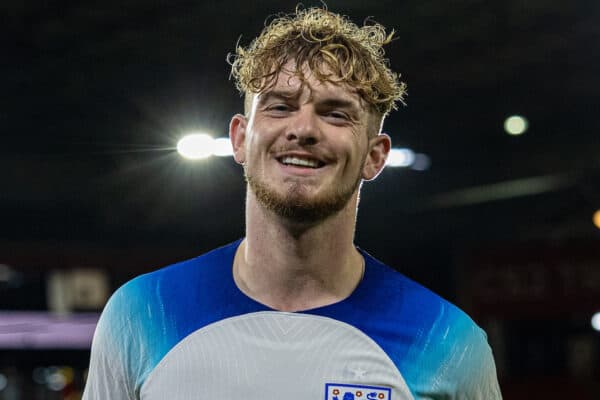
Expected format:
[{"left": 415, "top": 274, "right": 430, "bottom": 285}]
[
  {"left": 229, "top": 114, "right": 247, "bottom": 165},
  {"left": 362, "top": 133, "right": 391, "bottom": 181}
]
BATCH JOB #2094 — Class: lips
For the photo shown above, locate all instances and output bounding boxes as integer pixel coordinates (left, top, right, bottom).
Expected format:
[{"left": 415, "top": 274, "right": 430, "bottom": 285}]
[{"left": 278, "top": 156, "right": 325, "bottom": 168}]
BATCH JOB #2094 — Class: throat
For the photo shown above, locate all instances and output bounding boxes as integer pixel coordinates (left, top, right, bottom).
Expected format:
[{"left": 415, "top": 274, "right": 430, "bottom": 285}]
[{"left": 232, "top": 239, "right": 365, "bottom": 312}]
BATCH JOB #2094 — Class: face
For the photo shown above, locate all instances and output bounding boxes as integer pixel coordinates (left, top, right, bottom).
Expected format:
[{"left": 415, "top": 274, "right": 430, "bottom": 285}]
[{"left": 230, "top": 63, "right": 390, "bottom": 222}]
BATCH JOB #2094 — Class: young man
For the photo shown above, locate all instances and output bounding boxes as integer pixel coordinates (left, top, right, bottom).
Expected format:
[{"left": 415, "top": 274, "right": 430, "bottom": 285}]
[{"left": 83, "top": 8, "right": 502, "bottom": 400}]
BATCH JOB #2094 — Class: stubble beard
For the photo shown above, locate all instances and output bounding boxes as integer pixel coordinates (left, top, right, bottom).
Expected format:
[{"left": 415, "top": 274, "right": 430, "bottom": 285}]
[{"left": 245, "top": 168, "right": 363, "bottom": 223}]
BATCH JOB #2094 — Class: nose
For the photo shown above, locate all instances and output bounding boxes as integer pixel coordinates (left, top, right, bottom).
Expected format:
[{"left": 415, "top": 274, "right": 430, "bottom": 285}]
[{"left": 285, "top": 107, "right": 320, "bottom": 146}]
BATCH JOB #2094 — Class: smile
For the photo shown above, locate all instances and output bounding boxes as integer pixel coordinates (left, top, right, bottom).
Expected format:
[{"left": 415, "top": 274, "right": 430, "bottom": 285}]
[{"left": 277, "top": 156, "right": 325, "bottom": 169}]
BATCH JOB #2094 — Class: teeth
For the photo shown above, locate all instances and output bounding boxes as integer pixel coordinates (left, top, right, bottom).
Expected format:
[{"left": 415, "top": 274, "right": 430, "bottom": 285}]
[{"left": 281, "top": 156, "right": 321, "bottom": 168}]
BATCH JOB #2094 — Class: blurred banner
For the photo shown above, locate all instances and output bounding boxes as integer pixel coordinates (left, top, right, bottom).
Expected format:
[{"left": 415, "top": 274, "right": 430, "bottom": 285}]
[{"left": 459, "top": 241, "right": 600, "bottom": 318}]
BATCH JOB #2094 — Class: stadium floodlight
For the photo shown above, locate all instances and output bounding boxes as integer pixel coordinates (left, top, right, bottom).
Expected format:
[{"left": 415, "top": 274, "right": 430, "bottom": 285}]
[
  {"left": 592, "top": 312, "right": 600, "bottom": 332},
  {"left": 212, "top": 137, "right": 234, "bottom": 157},
  {"left": 386, "top": 148, "right": 415, "bottom": 167},
  {"left": 504, "top": 115, "right": 528, "bottom": 136},
  {"left": 177, "top": 133, "right": 215, "bottom": 160},
  {"left": 411, "top": 153, "right": 431, "bottom": 171}
]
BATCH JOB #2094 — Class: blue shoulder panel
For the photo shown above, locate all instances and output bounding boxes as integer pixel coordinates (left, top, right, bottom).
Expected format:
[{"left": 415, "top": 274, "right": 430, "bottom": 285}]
[
  {"left": 307, "top": 249, "right": 495, "bottom": 397},
  {"left": 97, "top": 240, "right": 269, "bottom": 390}
]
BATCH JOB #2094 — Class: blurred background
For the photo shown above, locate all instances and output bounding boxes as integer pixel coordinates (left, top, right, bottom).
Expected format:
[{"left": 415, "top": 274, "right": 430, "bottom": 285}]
[{"left": 1, "top": 0, "right": 599, "bottom": 398}]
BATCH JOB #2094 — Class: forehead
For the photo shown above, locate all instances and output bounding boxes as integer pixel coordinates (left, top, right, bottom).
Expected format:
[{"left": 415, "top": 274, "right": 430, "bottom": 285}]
[{"left": 251, "top": 63, "right": 366, "bottom": 110}]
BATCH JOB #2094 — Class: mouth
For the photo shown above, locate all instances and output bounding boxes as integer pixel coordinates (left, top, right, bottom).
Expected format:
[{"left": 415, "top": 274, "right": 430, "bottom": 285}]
[{"left": 276, "top": 155, "right": 326, "bottom": 169}]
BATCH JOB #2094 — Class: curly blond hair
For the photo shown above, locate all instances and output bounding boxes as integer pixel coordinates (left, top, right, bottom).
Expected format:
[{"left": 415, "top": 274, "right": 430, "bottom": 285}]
[{"left": 229, "top": 7, "right": 406, "bottom": 119}]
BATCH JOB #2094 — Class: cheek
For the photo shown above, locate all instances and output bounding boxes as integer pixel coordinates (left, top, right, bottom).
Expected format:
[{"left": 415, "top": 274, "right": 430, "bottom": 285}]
[
  {"left": 346, "top": 137, "right": 369, "bottom": 163},
  {"left": 245, "top": 130, "right": 265, "bottom": 153},
  {"left": 248, "top": 122, "right": 280, "bottom": 148},
  {"left": 245, "top": 131, "right": 276, "bottom": 168}
]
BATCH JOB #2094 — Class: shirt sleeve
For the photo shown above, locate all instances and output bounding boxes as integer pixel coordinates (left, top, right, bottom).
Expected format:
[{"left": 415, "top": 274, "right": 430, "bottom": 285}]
[
  {"left": 82, "top": 288, "right": 138, "bottom": 400},
  {"left": 454, "top": 326, "right": 503, "bottom": 400},
  {"left": 432, "top": 313, "right": 502, "bottom": 400},
  {"left": 408, "top": 307, "right": 503, "bottom": 400}
]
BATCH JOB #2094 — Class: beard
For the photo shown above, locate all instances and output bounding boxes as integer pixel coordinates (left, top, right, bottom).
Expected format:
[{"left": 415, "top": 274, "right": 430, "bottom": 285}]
[{"left": 245, "top": 167, "right": 363, "bottom": 223}]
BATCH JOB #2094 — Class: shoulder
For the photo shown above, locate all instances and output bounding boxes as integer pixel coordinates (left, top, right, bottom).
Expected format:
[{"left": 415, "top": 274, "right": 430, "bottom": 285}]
[
  {"left": 129, "top": 239, "right": 240, "bottom": 287},
  {"left": 361, "top": 248, "right": 487, "bottom": 346},
  {"left": 99, "top": 239, "right": 242, "bottom": 331},
  {"left": 86, "top": 240, "right": 242, "bottom": 397},
  {"left": 360, "top": 250, "right": 502, "bottom": 398},
  {"left": 107, "top": 239, "right": 241, "bottom": 312},
  {"left": 360, "top": 249, "right": 472, "bottom": 326}
]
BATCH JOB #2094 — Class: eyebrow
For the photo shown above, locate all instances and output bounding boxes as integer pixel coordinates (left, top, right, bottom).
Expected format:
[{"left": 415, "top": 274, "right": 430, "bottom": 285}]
[
  {"left": 258, "top": 89, "right": 362, "bottom": 112},
  {"left": 257, "top": 90, "right": 300, "bottom": 106},
  {"left": 317, "top": 98, "right": 361, "bottom": 112}
]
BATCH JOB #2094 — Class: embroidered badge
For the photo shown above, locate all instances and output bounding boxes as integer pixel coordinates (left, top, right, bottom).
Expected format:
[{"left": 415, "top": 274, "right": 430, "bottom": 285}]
[{"left": 324, "top": 383, "right": 391, "bottom": 400}]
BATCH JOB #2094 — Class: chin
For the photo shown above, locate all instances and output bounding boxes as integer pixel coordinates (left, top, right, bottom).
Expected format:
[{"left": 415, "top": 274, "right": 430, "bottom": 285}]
[{"left": 247, "top": 174, "right": 361, "bottom": 223}]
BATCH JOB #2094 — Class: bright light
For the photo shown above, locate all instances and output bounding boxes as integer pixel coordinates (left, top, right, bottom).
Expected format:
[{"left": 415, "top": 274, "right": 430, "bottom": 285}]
[
  {"left": 212, "top": 137, "right": 233, "bottom": 157},
  {"left": 177, "top": 133, "right": 214, "bottom": 160},
  {"left": 387, "top": 148, "right": 415, "bottom": 167},
  {"left": 504, "top": 115, "right": 528, "bottom": 135},
  {"left": 411, "top": 153, "right": 431, "bottom": 171},
  {"left": 593, "top": 210, "right": 600, "bottom": 229},
  {"left": 591, "top": 312, "right": 600, "bottom": 332},
  {"left": 46, "top": 367, "right": 66, "bottom": 391}
]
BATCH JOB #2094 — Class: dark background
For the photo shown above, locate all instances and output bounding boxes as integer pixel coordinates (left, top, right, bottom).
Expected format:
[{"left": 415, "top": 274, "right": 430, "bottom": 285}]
[{"left": 1, "top": 1, "right": 599, "bottom": 398}]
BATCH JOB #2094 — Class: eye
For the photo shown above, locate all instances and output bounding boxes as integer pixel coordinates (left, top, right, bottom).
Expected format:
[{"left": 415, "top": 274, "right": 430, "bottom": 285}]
[
  {"left": 263, "top": 103, "right": 294, "bottom": 118},
  {"left": 324, "top": 110, "right": 351, "bottom": 122},
  {"left": 328, "top": 111, "right": 348, "bottom": 119},
  {"left": 267, "top": 103, "right": 291, "bottom": 112}
]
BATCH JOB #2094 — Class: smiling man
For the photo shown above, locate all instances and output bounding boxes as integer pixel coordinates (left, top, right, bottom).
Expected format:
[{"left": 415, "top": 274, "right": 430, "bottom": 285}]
[
  {"left": 83, "top": 7, "right": 502, "bottom": 400},
  {"left": 234, "top": 65, "right": 374, "bottom": 224}
]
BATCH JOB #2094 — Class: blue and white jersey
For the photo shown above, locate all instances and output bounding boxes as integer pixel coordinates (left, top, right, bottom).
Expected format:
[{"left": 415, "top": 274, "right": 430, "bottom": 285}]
[{"left": 83, "top": 240, "right": 502, "bottom": 399}]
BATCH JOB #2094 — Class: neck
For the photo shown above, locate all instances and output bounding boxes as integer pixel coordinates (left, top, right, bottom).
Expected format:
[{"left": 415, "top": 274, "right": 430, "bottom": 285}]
[{"left": 233, "top": 190, "right": 365, "bottom": 312}]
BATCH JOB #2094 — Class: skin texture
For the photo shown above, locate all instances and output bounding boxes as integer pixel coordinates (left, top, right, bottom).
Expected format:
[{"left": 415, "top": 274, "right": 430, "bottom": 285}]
[{"left": 229, "top": 63, "right": 391, "bottom": 311}]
